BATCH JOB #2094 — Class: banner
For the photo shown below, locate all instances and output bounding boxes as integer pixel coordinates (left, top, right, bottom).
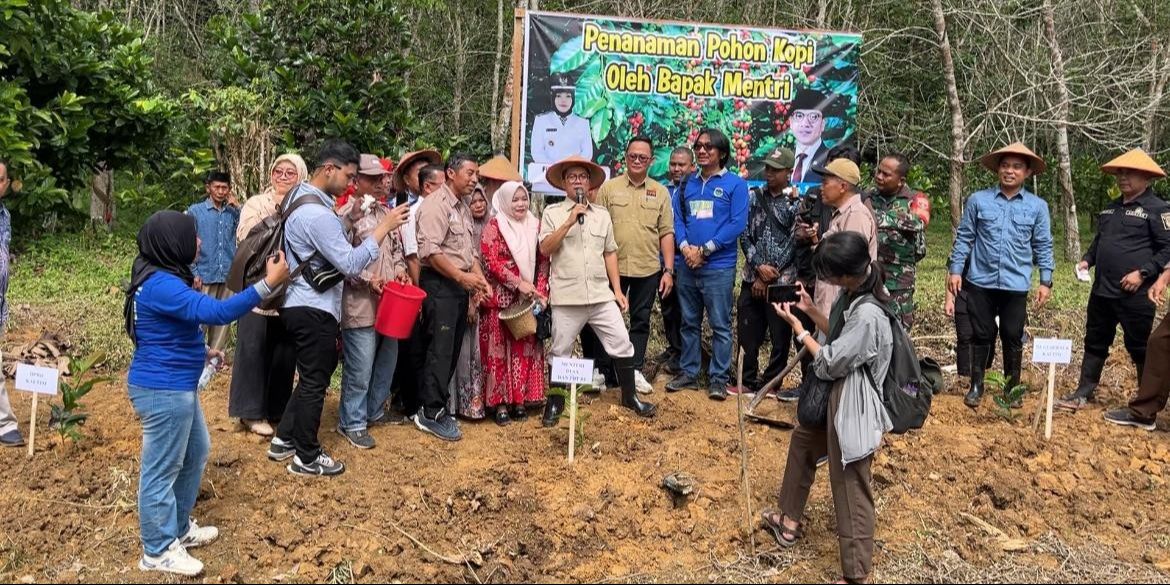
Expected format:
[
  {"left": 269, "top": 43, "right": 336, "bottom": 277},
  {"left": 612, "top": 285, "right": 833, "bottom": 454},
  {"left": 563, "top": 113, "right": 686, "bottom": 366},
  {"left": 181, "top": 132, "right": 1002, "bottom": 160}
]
[{"left": 519, "top": 11, "right": 862, "bottom": 193}]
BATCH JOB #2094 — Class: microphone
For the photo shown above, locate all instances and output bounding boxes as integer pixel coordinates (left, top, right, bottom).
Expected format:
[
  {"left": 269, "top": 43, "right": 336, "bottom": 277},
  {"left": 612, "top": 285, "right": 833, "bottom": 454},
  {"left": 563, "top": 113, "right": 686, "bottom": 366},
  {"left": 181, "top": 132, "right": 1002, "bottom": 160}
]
[{"left": 575, "top": 187, "right": 586, "bottom": 225}]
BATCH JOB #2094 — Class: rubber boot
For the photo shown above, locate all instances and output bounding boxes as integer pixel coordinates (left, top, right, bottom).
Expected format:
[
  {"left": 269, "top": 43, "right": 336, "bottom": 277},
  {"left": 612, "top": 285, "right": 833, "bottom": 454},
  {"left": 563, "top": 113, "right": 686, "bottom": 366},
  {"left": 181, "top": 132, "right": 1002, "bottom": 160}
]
[
  {"left": 1060, "top": 352, "right": 1105, "bottom": 406},
  {"left": 616, "top": 357, "right": 657, "bottom": 418},
  {"left": 965, "top": 345, "right": 990, "bottom": 408},
  {"left": 542, "top": 392, "right": 565, "bottom": 428},
  {"left": 1004, "top": 347, "right": 1025, "bottom": 408}
]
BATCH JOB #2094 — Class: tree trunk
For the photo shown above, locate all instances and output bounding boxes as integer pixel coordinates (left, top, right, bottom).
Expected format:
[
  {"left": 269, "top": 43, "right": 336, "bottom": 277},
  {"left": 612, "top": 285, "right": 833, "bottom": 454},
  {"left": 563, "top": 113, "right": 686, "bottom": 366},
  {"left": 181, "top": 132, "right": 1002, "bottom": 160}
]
[
  {"left": 1042, "top": 0, "right": 1080, "bottom": 261},
  {"left": 452, "top": 15, "right": 465, "bottom": 134},
  {"left": 931, "top": 0, "right": 967, "bottom": 230},
  {"left": 1145, "top": 41, "right": 1170, "bottom": 152},
  {"left": 490, "top": 0, "right": 506, "bottom": 152},
  {"left": 89, "top": 165, "right": 115, "bottom": 231}
]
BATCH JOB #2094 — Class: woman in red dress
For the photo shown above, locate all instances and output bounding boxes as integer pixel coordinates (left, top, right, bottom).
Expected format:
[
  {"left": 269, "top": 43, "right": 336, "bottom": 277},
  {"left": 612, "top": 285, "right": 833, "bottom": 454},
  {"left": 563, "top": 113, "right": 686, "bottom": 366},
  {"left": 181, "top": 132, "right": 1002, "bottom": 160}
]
[{"left": 479, "top": 181, "right": 550, "bottom": 425}]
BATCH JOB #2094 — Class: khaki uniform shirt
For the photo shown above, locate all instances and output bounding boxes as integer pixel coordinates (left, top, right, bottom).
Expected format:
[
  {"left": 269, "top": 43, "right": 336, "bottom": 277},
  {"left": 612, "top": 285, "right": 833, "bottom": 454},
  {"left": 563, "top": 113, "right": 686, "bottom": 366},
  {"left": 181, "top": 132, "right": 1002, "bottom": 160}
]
[
  {"left": 416, "top": 184, "right": 476, "bottom": 273},
  {"left": 814, "top": 194, "right": 878, "bottom": 318},
  {"left": 540, "top": 200, "right": 618, "bottom": 306},
  {"left": 596, "top": 174, "right": 674, "bottom": 278}
]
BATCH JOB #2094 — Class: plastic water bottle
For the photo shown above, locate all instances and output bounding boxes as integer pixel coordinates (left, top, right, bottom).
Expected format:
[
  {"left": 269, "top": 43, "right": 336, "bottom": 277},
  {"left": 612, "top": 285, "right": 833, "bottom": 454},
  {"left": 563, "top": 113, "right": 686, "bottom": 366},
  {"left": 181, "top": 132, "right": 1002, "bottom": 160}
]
[{"left": 198, "top": 356, "right": 222, "bottom": 391}]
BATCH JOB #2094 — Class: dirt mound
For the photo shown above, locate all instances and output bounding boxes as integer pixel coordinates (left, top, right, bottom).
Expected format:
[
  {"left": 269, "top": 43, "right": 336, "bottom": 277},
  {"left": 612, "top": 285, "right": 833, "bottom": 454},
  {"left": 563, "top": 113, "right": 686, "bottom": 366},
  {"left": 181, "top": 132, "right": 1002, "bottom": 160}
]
[{"left": 2, "top": 318, "right": 1170, "bottom": 583}]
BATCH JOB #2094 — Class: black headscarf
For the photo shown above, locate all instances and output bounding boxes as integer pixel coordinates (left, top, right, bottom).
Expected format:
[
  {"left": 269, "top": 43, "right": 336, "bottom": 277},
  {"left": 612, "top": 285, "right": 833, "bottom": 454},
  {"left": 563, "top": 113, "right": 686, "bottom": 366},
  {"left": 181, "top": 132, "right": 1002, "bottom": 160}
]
[{"left": 123, "top": 211, "right": 198, "bottom": 342}]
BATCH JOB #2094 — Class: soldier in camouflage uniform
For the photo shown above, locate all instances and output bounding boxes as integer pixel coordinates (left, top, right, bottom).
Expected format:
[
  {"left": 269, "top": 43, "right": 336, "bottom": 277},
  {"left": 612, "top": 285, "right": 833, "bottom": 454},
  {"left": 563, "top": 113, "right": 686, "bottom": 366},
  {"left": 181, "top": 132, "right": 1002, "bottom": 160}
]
[{"left": 864, "top": 153, "right": 931, "bottom": 330}]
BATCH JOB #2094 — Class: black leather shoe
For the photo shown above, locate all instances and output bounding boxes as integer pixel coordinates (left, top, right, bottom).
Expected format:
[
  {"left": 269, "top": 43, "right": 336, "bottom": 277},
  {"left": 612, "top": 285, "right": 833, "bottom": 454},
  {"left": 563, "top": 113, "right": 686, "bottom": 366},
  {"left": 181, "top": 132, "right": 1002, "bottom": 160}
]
[
  {"left": 511, "top": 404, "right": 527, "bottom": 421},
  {"left": 494, "top": 408, "right": 511, "bottom": 427}
]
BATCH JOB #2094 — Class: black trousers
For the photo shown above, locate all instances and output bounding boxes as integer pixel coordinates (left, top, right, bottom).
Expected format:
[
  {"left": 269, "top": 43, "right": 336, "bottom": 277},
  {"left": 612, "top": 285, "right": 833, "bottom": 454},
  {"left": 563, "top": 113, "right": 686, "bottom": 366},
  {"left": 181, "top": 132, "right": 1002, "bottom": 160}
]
[
  {"left": 661, "top": 279, "right": 683, "bottom": 361},
  {"left": 276, "top": 306, "right": 340, "bottom": 462},
  {"left": 412, "top": 269, "right": 469, "bottom": 418},
  {"left": 736, "top": 284, "right": 794, "bottom": 390},
  {"left": 581, "top": 273, "right": 659, "bottom": 379},
  {"left": 229, "top": 311, "right": 296, "bottom": 421},
  {"left": 393, "top": 335, "right": 418, "bottom": 413},
  {"left": 1083, "top": 292, "right": 1155, "bottom": 366},
  {"left": 965, "top": 284, "right": 1027, "bottom": 356}
]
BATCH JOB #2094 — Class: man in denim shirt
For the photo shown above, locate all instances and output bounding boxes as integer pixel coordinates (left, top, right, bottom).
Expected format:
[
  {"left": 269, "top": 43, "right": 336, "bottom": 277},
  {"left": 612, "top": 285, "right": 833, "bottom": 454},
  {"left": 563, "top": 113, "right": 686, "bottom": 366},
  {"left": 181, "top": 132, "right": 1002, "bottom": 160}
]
[
  {"left": 948, "top": 142, "right": 1055, "bottom": 409},
  {"left": 265, "top": 141, "right": 408, "bottom": 476},
  {"left": 0, "top": 160, "right": 19, "bottom": 447},
  {"left": 186, "top": 171, "right": 240, "bottom": 351}
]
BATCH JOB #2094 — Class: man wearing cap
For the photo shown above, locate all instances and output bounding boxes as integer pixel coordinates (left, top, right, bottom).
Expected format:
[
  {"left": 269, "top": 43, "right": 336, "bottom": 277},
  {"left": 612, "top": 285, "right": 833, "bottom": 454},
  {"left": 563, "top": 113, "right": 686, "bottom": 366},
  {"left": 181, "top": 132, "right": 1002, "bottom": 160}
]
[
  {"left": 738, "top": 147, "right": 800, "bottom": 393},
  {"left": 1055, "top": 149, "right": 1169, "bottom": 415},
  {"left": 530, "top": 76, "right": 593, "bottom": 165},
  {"left": 186, "top": 170, "right": 240, "bottom": 352},
  {"left": 539, "top": 155, "right": 657, "bottom": 424},
  {"left": 666, "top": 128, "right": 750, "bottom": 400},
  {"left": 810, "top": 158, "right": 877, "bottom": 319},
  {"left": 595, "top": 136, "right": 675, "bottom": 394},
  {"left": 866, "top": 153, "right": 931, "bottom": 330},
  {"left": 411, "top": 153, "right": 491, "bottom": 441},
  {"left": 335, "top": 155, "right": 411, "bottom": 449},
  {"left": 788, "top": 88, "right": 832, "bottom": 185},
  {"left": 948, "top": 142, "right": 1055, "bottom": 409}
]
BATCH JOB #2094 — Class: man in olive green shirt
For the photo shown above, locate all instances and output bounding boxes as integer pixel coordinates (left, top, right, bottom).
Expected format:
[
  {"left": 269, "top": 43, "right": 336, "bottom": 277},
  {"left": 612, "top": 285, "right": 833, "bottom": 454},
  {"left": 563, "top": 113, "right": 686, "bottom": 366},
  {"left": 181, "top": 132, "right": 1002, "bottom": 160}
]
[
  {"left": 595, "top": 136, "right": 675, "bottom": 393},
  {"left": 539, "top": 155, "right": 658, "bottom": 426}
]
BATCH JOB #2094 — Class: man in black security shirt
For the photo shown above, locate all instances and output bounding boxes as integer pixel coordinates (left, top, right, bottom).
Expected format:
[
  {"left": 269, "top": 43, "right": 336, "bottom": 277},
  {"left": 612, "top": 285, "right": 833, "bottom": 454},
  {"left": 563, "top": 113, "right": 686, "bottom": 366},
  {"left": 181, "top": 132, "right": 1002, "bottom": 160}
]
[{"left": 1059, "top": 149, "right": 1170, "bottom": 411}]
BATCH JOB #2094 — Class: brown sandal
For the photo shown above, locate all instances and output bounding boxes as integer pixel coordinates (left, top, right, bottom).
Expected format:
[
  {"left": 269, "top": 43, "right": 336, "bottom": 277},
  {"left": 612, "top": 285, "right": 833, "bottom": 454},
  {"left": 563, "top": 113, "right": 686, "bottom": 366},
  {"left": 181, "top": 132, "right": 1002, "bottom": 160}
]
[{"left": 760, "top": 509, "right": 802, "bottom": 548}]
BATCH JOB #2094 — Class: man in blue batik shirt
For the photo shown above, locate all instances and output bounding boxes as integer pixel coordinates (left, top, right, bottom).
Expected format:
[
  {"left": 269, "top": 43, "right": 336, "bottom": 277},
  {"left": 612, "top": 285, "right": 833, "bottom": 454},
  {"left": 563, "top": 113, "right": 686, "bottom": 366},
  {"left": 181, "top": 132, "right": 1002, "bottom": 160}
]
[
  {"left": 186, "top": 171, "right": 240, "bottom": 352},
  {"left": 948, "top": 142, "right": 1055, "bottom": 410},
  {"left": 666, "top": 129, "right": 749, "bottom": 400},
  {"left": 0, "top": 159, "right": 20, "bottom": 447}
]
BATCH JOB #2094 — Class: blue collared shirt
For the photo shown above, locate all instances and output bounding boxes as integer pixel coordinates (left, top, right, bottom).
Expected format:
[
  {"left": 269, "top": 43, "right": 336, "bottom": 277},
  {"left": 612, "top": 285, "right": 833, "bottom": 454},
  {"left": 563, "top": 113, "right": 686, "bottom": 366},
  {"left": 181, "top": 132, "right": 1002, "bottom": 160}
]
[
  {"left": 282, "top": 183, "right": 380, "bottom": 320},
  {"left": 0, "top": 202, "right": 10, "bottom": 327},
  {"left": 186, "top": 198, "right": 240, "bottom": 284},
  {"left": 948, "top": 187, "right": 1055, "bottom": 292},
  {"left": 672, "top": 168, "right": 749, "bottom": 271}
]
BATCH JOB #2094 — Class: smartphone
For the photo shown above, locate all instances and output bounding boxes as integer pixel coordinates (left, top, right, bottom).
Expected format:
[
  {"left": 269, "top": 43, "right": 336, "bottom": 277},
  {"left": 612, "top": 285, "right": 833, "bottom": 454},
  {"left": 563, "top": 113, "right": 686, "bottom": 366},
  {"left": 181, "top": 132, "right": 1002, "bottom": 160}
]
[
  {"left": 395, "top": 191, "right": 409, "bottom": 207},
  {"left": 767, "top": 284, "right": 800, "bottom": 304}
]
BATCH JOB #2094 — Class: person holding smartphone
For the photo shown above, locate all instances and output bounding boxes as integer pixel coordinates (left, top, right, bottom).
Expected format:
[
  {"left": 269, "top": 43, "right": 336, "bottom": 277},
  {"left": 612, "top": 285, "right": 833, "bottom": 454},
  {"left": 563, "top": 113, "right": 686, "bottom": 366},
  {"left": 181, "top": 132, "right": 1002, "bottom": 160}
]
[{"left": 737, "top": 147, "right": 801, "bottom": 394}]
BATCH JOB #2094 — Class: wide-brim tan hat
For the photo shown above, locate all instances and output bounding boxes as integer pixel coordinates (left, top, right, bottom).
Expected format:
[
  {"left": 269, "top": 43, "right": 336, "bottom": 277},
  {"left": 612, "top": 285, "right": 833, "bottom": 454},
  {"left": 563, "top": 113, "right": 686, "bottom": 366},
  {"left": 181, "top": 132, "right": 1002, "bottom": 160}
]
[
  {"left": 546, "top": 155, "right": 605, "bottom": 191},
  {"left": 980, "top": 142, "right": 1047, "bottom": 174},
  {"left": 392, "top": 149, "right": 442, "bottom": 192},
  {"left": 479, "top": 155, "right": 523, "bottom": 183},
  {"left": 1101, "top": 148, "right": 1166, "bottom": 178}
]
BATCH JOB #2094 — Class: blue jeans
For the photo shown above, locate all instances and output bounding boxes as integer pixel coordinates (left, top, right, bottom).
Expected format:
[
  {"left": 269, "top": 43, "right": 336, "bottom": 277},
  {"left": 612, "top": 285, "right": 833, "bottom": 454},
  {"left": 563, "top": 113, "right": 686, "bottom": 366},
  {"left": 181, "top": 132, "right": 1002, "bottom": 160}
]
[
  {"left": 340, "top": 327, "right": 399, "bottom": 432},
  {"left": 678, "top": 265, "right": 736, "bottom": 385},
  {"left": 128, "top": 385, "right": 209, "bottom": 557}
]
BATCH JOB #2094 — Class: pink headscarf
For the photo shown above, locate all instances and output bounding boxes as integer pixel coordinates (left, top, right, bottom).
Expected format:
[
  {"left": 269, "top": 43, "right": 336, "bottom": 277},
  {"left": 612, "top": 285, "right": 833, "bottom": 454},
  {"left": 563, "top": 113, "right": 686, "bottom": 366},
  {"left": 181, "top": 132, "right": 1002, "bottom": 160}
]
[{"left": 492, "top": 181, "right": 538, "bottom": 284}]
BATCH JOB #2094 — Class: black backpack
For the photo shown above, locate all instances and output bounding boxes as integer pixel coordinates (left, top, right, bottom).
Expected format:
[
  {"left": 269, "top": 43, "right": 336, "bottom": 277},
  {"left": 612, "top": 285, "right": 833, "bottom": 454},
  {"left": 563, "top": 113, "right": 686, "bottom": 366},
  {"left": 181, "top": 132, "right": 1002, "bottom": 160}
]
[
  {"left": 226, "top": 186, "right": 324, "bottom": 311},
  {"left": 858, "top": 297, "right": 940, "bottom": 434}
]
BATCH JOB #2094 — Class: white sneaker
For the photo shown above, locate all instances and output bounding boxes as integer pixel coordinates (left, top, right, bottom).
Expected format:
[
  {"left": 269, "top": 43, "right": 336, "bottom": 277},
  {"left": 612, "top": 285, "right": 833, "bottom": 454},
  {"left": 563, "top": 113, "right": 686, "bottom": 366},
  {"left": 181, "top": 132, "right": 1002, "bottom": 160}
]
[
  {"left": 178, "top": 518, "right": 219, "bottom": 548},
  {"left": 139, "top": 539, "right": 204, "bottom": 576},
  {"left": 634, "top": 371, "right": 654, "bottom": 395},
  {"left": 592, "top": 369, "right": 607, "bottom": 392}
]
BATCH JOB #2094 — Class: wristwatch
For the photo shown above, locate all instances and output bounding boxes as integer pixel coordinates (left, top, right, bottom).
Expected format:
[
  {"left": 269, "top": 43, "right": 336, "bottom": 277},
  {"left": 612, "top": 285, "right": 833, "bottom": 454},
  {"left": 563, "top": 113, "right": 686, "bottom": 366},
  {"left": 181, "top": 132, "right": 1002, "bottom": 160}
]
[
  {"left": 665, "top": 268, "right": 676, "bottom": 277},
  {"left": 700, "top": 246, "right": 713, "bottom": 259},
  {"left": 796, "top": 331, "right": 810, "bottom": 344}
]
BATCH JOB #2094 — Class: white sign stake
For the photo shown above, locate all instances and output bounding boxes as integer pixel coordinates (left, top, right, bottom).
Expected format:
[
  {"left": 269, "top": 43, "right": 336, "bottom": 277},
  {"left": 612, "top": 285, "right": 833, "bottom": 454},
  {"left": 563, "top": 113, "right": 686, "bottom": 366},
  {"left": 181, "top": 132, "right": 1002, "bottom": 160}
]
[
  {"left": 15, "top": 364, "right": 60, "bottom": 458},
  {"left": 1032, "top": 338, "right": 1072, "bottom": 441},
  {"left": 551, "top": 357, "right": 593, "bottom": 464}
]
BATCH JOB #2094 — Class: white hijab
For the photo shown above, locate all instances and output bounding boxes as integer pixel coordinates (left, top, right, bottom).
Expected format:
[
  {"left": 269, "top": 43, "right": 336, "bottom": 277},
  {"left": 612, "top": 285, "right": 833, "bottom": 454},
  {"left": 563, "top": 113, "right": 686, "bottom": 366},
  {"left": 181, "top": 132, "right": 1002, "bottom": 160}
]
[{"left": 493, "top": 181, "right": 539, "bottom": 284}]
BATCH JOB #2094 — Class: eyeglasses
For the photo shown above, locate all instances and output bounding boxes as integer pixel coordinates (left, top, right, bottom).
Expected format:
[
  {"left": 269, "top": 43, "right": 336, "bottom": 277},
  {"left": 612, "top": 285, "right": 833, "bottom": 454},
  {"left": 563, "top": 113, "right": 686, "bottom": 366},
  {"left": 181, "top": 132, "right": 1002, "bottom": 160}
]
[
  {"left": 694, "top": 142, "right": 716, "bottom": 151},
  {"left": 792, "top": 111, "right": 823, "bottom": 123},
  {"left": 626, "top": 154, "right": 651, "bottom": 163},
  {"left": 564, "top": 173, "right": 591, "bottom": 181},
  {"left": 272, "top": 169, "right": 298, "bottom": 179}
]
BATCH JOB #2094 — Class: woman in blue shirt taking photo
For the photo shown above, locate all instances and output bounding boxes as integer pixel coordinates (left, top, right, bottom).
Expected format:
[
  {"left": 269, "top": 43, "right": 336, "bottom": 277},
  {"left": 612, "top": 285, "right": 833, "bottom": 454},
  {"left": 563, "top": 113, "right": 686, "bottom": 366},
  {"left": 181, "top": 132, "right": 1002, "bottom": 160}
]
[{"left": 124, "top": 210, "right": 288, "bottom": 576}]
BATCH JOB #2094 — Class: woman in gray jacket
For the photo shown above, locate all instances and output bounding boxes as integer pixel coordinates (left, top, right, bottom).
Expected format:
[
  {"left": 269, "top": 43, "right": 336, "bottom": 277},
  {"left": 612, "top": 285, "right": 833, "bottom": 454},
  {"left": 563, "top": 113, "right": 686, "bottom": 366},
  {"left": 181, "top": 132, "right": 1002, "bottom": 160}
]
[{"left": 762, "top": 231, "right": 894, "bottom": 585}]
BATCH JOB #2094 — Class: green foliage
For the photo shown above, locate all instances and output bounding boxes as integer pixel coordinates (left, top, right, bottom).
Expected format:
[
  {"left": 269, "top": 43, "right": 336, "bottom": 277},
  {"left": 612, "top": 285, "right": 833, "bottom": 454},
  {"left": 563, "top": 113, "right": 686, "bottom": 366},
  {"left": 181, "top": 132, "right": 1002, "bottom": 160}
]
[
  {"left": 214, "top": 0, "right": 420, "bottom": 155},
  {"left": 0, "top": 0, "right": 177, "bottom": 225},
  {"left": 50, "top": 352, "right": 111, "bottom": 443},
  {"left": 985, "top": 371, "right": 1027, "bottom": 421}
]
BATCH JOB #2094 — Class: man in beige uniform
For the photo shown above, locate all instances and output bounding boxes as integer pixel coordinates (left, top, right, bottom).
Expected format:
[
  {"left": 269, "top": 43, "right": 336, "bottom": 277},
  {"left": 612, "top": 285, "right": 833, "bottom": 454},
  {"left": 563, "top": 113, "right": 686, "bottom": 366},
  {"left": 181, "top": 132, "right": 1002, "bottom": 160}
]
[
  {"left": 539, "top": 155, "right": 658, "bottom": 426},
  {"left": 412, "top": 153, "right": 491, "bottom": 441},
  {"left": 809, "top": 159, "right": 877, "bottom": 320},
  {"left": 594, "top": 136, "right": 675, "bottom": 393}
]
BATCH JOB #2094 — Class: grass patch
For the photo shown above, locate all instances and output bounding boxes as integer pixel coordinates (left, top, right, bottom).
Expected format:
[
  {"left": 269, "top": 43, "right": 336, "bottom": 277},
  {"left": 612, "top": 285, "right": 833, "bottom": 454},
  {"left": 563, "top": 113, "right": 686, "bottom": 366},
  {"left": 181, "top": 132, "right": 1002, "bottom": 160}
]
[{"left": 8, "top": 228, "right": 136, "bottom": 368}]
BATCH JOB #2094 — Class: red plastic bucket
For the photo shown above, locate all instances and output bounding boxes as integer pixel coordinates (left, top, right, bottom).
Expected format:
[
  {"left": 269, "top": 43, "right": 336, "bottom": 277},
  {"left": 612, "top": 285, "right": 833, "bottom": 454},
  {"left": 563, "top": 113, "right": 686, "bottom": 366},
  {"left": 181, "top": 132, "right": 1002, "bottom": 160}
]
[{"left": 375, "top": 281, "right": 427, "bottom": 339}]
